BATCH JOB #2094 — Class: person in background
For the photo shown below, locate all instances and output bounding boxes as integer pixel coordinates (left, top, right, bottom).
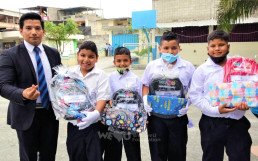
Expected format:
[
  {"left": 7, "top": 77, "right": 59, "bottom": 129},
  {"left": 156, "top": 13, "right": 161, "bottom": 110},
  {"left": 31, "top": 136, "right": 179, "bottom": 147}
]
[
  {"left": 109, "top": 44, "right": 113, "bottom": 56},
  {"left": 105, "top": 43, "right": 109, "bottom": 57}
]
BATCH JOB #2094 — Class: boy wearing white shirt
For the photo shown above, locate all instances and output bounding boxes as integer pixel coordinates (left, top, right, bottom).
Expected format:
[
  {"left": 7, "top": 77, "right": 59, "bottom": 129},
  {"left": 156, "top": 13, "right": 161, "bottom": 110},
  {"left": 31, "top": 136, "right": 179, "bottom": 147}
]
[
  {"left": 142, "top": 31, "right": 195, "bottom": 161},
  {"left": 101, "top": 47, "right": 142, "bottom": 161},
  {"left": 189, "top": 30, "right": 251, "bottom": 161},
  {"left": 67, "top": 41, "right": 111, "bottom": 161}
]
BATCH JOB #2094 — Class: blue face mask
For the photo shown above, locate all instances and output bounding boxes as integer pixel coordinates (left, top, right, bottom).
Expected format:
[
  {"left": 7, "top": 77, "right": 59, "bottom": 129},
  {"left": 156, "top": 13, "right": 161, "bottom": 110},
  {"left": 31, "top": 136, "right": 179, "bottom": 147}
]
[{"left": 162, "top": 53, "right": 179, "bottom": 63}]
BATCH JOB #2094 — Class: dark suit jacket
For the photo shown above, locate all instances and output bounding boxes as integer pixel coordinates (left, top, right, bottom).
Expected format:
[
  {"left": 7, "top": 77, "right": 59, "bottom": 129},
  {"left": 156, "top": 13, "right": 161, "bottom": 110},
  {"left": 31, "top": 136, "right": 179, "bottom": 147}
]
[{"left": 0, "top": 42, "right": 61, "bottom": 131}]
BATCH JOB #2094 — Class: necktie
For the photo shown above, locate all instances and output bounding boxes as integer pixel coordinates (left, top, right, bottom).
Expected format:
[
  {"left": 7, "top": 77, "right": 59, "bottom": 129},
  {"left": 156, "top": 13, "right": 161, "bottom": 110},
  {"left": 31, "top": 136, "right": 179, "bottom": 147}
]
[{"left": 34, "top": 47, "right": 50, "bottom": 109}]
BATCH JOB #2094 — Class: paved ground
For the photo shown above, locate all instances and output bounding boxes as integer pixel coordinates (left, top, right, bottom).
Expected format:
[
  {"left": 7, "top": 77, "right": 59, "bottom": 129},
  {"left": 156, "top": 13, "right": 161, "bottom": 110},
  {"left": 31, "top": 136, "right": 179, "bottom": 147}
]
[{"left": 0, "top": 56, "right": 257, "bottom": 161}]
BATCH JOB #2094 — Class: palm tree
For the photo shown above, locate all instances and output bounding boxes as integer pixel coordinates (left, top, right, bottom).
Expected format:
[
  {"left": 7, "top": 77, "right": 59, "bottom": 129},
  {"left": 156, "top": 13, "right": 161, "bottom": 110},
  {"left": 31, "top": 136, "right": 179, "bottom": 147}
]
[{"left": 217, "top": 0, "right": 258, "bottom": 32}]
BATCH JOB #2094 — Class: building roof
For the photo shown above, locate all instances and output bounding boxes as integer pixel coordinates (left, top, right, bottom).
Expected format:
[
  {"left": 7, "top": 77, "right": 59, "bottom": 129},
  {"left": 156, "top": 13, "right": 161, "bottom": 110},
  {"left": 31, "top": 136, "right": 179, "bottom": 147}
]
[
  {"left": 58, "top": 6, "right": 102, "bottom": 12},
  {"left": 97, "top": 17, "right": 131, "bottom": 21},
  {"left": 20, "top": 6, "right": 50, "bottom": 11},
  {"left": 158, "top": 17, "right": 258, "bottom": 28}
]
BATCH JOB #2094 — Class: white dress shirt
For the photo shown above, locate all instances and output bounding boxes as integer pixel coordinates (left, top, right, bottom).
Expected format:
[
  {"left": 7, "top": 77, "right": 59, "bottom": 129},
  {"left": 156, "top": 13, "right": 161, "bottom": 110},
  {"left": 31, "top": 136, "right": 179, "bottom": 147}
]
[
  {"left": 189, "top": 57, "right": 246, "bottom": 120},
  {"left": 68, "top": 65, "right": 111, "bottom": 102},
  {"left": 141, "top": 57, "right": 195, "bottom": 116},
  {"left": 109, "top": 70, "right": 142, "bottom": 96},
  {"left": 67, "top": 65, "right": 111, "bottom": 125},
  {"left": 24, "top": 40, "right": 52, "bottom": 104}
]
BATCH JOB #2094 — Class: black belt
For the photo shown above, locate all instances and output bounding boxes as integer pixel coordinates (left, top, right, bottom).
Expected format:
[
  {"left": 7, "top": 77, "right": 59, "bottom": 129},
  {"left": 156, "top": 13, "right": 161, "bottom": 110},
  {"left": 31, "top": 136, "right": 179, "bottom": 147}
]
[{"left": 35, "top": 103, "right": 44, "bottom": 109}]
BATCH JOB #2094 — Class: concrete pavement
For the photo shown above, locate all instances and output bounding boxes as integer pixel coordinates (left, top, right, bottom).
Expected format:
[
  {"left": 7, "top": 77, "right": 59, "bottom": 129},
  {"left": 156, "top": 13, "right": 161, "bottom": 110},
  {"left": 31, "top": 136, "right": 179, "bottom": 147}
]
[{"left": 0, "top": 56, "right": 257, "bottom": 161}]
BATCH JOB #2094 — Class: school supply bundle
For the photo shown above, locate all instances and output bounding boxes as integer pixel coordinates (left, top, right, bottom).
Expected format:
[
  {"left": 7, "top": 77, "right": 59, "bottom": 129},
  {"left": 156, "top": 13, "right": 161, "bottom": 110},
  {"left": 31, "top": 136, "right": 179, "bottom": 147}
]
[
  {"left": 209, "top": 81, "right": 258, "bottom": 108},
  {"left": 209, "top": 56, "right": 258, "bottom": 108},
  {"left": 147, "top": 95, "right": 188, "bottom": 115},
  {"left": 148, "top": 70, "right": 187, "bottom": 118},
  {"left": 223, "top": 56, "right": 258, "bottom": 82},
  {"left": 101, "top": 89, "right": 147, "bottom": 134},
  {"left": 49, "top": 66, "right": 95, "bottom": 121}
]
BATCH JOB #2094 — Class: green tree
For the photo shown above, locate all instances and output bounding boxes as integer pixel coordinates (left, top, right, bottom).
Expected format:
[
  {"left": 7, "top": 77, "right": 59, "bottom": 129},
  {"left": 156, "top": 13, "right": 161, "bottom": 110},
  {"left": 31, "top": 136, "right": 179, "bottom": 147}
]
[
  {"left": 217, "top": 0, "right": 258, "bottom": 32},
  {"left": 44, "top": 18, "right": 81, "bottom": 53}
]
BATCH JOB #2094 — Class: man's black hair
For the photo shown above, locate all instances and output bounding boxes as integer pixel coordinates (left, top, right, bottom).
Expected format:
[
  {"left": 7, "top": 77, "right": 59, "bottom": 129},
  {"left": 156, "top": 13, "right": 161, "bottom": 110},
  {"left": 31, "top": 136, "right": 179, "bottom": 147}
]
[
  {"left": 160, "top": 31, "right": 179, "bottom": 45},
  {"left": 207, "top": 30, "right": 229, "bottom": 43},
  {"left": 78, "top": 41, "right": 98, "bottom": 56},
  {"left": 114, "top": 47, "right": 131, "bottom": 60},
  {"left": 19, "top": 12, "right": 44, "bottom": 29}
]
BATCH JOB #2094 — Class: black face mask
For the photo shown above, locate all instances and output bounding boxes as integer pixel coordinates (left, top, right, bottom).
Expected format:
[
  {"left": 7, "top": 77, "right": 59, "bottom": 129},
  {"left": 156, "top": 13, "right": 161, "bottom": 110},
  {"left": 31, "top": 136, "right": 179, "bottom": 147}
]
[{"left": 208, "top": 51, "right": 229, "bottom": 64}]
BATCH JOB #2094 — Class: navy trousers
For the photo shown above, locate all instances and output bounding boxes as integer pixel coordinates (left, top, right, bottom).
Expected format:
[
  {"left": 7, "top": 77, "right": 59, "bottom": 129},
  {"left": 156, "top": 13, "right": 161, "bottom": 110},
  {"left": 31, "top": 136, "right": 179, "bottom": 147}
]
[
  {"left": 147, "top": 115, "right": 188, "bottom": 161},
  {"left": 98, "top": 123, "right": 141, "bottom": 161},
  {"left": 16, "top": 108, "right": 59, "bottom": 161},
  {"left": 66, "top": 122, "right": 102, "bottom": 161},
  {"left": 199, "top": 114, "right": 252, "bottom": 161}
]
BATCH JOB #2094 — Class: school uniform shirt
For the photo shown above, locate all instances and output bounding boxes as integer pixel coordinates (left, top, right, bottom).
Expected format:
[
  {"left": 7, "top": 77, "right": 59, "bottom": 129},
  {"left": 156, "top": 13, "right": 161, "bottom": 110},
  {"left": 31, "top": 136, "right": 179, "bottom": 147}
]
[
  {"left": 189, "top": 57, "right": 246, "bottom": 120},
  {"left": 141, "top": 56, "right": 195, "bottom": 116},
  {"left": 109, "top": 70, "right": 142, "bottom": 111},
  {"left": 68, "top": 65, "right": 111, "bottom": 125}
]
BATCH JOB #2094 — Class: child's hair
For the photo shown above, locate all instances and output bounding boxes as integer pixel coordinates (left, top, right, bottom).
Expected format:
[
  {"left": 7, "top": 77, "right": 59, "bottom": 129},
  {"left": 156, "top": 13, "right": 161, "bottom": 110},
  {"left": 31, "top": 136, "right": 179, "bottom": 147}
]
[
  {"left": 114, "top": 47, "right": 131, "bottom": 60},
  {"left": 207, "top": 30, "right": 229, "bottom": 43},
  {"left": 160, "top": 31, "right": 179, "bottom": 45},
  {"left": 19, "top": 12, "right": 44, "bottom": 29},
  {"left": 78, "top": 41, "right": 98, "bottom": 56}
]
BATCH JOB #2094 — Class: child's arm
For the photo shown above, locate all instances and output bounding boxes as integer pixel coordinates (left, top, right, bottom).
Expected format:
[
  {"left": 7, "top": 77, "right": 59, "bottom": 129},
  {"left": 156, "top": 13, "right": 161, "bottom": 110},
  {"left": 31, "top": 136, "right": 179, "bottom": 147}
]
[
  {"left": 142, "top": 85, "right": 149, "bottom": 96},
  {"left": 142, "top": 85, "right": 152, "bottom": 114},
  {"left": 95, "top": 100, "right": 107, "bottom": 113},
  {"left": 189, "top": 68, "right": 236, "bottom": 115},
  {"left": 77, "top": 71, "right": 111, "bottom": 130}
]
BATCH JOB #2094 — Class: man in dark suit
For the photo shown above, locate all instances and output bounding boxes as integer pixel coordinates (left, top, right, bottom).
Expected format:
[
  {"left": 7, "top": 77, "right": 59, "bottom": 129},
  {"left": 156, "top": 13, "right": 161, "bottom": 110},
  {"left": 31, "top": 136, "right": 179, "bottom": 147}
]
[{"left": 0, "top": 12, "right": 61, "bottom": 161}]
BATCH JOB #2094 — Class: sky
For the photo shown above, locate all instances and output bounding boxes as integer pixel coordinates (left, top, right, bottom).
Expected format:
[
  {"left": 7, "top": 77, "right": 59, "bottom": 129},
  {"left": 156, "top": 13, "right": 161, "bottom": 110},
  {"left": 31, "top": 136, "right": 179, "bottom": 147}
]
[{"left": 1, "top": 0, "right": 152, "bottom": 18}]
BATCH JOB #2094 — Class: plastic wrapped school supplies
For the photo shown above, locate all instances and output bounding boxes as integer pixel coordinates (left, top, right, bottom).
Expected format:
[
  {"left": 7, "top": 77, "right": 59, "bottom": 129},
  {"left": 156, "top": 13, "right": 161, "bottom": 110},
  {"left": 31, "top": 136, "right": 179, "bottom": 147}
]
[
  {"left": 223, "top": 56, "right": 258, "bottom": 82},
  {"left": 49, "top": 66, "right": 95, "bottom": 121},
  {"left": 209, "top": 56, "right": 258, "bottom": 108},
  {"left": 101, "top": 89, "right": 147, "bottom": 134},
  {"left": 147, "top": 68, "right": 187, "bottom": 118},
  {"left": 147, "top": 95, "right": 188, "bottom": 115},
  {"left": 209, "top": 81, "right": 258, "bottom": 108}
]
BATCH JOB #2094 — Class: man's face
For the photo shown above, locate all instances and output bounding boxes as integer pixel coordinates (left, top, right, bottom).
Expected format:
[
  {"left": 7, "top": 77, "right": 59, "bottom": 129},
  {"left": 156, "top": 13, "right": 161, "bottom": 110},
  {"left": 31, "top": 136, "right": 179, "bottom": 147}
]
[{"left": 20, "top": 19, "right": 45, "bottom": 46}]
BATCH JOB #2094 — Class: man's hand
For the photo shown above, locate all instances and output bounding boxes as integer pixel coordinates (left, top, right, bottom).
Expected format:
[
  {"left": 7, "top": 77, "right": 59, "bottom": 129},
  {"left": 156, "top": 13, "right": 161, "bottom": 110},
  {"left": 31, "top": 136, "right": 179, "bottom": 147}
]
[
  {"left": 236, "top": 102, "right": 249, "bottom": 111},
  {"left": 218, "top": 103, "right": 236, "bottom": 114},
  {"left": 22, "top": 85, "right": 40, "bottom": 100}
]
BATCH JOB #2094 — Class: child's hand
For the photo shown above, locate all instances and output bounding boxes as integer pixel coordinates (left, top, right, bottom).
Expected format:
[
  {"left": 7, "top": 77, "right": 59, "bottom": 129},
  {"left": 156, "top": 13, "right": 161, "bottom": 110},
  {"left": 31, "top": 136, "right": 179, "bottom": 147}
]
[
  {"left": 218, "top": 103, "right": 236, "bottom": 114},
  {"left": 235, "top": 102, "right": 249, "bottom": 111},
  {"left": 143, "top": 95, "right": 152, "bottom": 116},
  {"left": 77, "top": 110, "right": 100, "bottom": 130},
  {"left": 109, "top": 100, "right": 113, "bottom": 107}
]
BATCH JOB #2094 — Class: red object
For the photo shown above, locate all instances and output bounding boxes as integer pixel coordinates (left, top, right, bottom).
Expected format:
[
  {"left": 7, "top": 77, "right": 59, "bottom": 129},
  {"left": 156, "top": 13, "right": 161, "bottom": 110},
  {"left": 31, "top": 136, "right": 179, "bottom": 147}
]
[{"left": 223, "top": 57, "right": 258, "bottom": 83}]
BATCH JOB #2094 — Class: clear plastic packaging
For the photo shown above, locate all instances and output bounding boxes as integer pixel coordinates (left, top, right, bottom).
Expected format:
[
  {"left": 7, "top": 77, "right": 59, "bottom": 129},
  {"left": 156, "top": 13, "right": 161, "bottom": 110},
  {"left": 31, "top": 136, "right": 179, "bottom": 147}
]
[
  {"left": 147, "top": 67, "right": 187, "bottom": 118},
  {"left": 209, "top": 56, "right": 258, "bottom": 108},
  {"left": 223, "top": 56, "right": 258, "bottom": 82},
  {"left": 209, "top": 81, "right": 257, "bottom": 108},
  {"left": 49, "top": 66, "right": 95, "bottom": 121},
  {"left": 101, "top": 88, "right": 147, "bottom": 134}
]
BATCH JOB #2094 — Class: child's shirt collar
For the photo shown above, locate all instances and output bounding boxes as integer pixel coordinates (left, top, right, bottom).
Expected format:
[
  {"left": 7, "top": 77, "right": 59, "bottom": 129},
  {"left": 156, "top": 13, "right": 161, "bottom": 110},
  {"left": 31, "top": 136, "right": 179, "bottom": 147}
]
[
  {"left": 75, "top": 65, "right": 98, "bottom": 78},
  {"left": 206, "top": 56, "right": 230, "bottom": 67}
]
